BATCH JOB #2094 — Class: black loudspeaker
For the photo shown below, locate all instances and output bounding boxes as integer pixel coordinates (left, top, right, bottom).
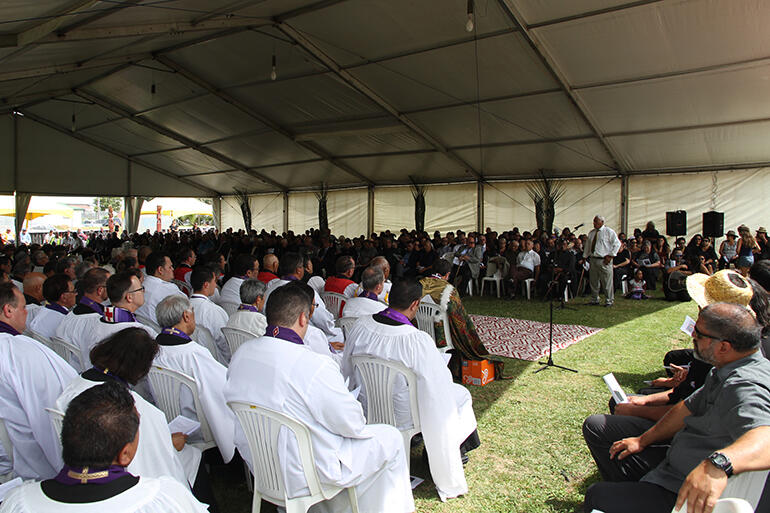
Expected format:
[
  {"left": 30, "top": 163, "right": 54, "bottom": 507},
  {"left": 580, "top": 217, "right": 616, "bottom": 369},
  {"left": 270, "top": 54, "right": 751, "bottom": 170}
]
[
  {"left": 666, "top": 211, "right": 687, "bottom": 236},
  {"left": 703, "top": 211, "right": 724, "bottom": 238}
]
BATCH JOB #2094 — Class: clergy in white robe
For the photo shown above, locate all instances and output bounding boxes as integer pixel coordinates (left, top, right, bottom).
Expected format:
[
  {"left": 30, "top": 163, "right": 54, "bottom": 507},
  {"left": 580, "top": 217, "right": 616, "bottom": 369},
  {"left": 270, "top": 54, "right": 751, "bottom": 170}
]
[
  {"left": 188, "top": 266, "right": 230, "bottom": 362},
  {"left": 224, "top": 284, "right": 414, "bottom": 513},
  {"left": 264, "top": 253, "right": 342, "bottom": 341},
  {"left": 0, "top": 284, "right": 77, "bottom": 480},
  {"left": 77, "top": 272, "right": 157, "bottom": 367},
  {"left": 153, "top": 295, "right": 236, "bottom": 463},
  {"left": 224, "top": 278, "right": 267, "bottom": 336},
  {"left": 0, "top": 381, "right": 208, "bottom": 513},
  {"left": 352, "top": 256, "right": 393, "bottom": 304},
  {"left": 28, "top": 274, "right": 77, "bottom": 340},
  {"left": 21, "top": 273, "right": 45, "bottom": 330},
  {"left": 219, "top": 253, "right": 260, "bottom": 306},
  {"left": 135, "top": 253, "right": 184, "bottom": 325},
  {"left": 342, "top": 279, "right": 478, "bottom": 502},
  {"left": 55, "top": 328, "right": 201, "bottom": 490},
  {"left": 342, "top": 267, "right": 386, "bottom": 318}
]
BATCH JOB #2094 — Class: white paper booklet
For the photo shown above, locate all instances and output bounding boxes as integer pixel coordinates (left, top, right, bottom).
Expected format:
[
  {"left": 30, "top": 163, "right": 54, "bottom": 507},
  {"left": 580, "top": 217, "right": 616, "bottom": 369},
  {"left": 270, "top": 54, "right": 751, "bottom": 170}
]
[
  {"left": 603, "top": 373, "right": 628, "bottom": 404},
  {"left": 168, "top": 415, "right": 201, "bottom": 436}
]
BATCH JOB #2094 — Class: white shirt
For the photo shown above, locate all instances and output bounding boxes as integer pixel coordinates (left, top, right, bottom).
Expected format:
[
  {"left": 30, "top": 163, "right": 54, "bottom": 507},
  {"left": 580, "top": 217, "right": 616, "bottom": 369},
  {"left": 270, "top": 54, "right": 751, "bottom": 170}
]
[
  {"left": 224, "top": 336, "right": 414, "bottom": 513},
  {"left": 135, "top": 276, "right": 185, "bottom": 325},
  {"left": 342, "top": 315, "right": 477, "bottom": 501},
  {"left": 28, "top": 306, "right": 67, "bottom": 340},
  {"left": 225, "top": 309, "right": 267, "bottom": 338},
  {"left": 153, "top": 339, "right": 236, "bottom": 463},
  {"left": 516, "top": 250, "right": 541, "bottom": 272},
  {"left": 78, "top": 319, "right": 157, "bottom": 368},
  {"left": 0, "top": 476, "right": 208, "bottom": 513},
  {"left": 353, "top": 280, "right": 392, "bottom": 304},
  {"left": 56, "top": 376, "right": 200, "bottom": 488},
  {"left": 0, "top": 333, "right": 77, "bottom": 480},
  {"left": 219, "top": 277, "right": 243, "bottom": 306},
  {"left": 584, "top": 225, "right": 622, "bottom": 259},
  {"left": 342, "top": 296, "right": 385, "bottom": 318},
  {"left": 189, "top": 294, "right": 230, "bottom": 363}
]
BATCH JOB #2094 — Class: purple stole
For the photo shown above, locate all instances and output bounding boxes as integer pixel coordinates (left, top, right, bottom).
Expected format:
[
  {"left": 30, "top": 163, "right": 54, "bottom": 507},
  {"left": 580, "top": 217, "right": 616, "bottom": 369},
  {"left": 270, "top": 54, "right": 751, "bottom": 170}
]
[
  {"left": 0, "top": 321, "right": 20, "bottom": 336},
  {"left": 54, "top": 465, "right": 133, "bottom": 485},
  {"left": 359, "top": 291, "right": 378, "bottom": 301},
  {"left": 238, "top": 304, "right": 259, "bottom": 312},
  {"left": 280, "top": 275, "right": 299, "bottom": 281},
  {"left": 45, "top": 303, "right": 69, "bottom": 315},
  {"left": 265, "top": 324, "right": 303, "bottom": 345},
  {"left": 161, "top": 327, "right": 192, "bottom": 341},
  {"left": 377, "top": 307, "right": 412, "bottom": 326},
  {"left": 79, "top": 296, "right": 104, "bottom": 315},
  {"left": 103, "top": 306, "right": 136, "bottom": 323}
]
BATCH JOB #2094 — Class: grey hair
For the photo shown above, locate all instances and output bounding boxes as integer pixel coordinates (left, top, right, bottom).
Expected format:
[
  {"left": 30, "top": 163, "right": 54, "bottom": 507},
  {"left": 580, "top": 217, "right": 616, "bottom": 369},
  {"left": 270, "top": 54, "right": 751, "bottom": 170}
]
[
  {"left": 156, "top": 295, "right": 191, "bottom": 329},
  {"left": 594, "top": 215, "right": 605, "bottom": 222},
  {"left": 700, "top": 302, "right": 761, "bottom": 352},
  {"left": 240, "top": 278, "right": 266, "bottom": 305},
  {"left": 361, "top": 267, "right": 384, "bottom": 291}
]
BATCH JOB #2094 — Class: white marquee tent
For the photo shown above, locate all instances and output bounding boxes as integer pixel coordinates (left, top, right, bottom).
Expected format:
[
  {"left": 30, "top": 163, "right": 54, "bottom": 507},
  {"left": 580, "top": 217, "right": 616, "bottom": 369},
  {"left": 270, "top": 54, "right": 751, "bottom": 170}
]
[{"left": 1, "top": 0, "right": 769, "bottom": 237}]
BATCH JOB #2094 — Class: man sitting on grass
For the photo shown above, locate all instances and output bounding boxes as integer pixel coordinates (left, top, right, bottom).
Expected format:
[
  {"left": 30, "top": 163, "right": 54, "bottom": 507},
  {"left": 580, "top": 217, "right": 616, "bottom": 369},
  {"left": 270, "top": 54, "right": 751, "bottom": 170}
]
[{"left": 583, "top": 302, "right": 770, "bottom": 513}]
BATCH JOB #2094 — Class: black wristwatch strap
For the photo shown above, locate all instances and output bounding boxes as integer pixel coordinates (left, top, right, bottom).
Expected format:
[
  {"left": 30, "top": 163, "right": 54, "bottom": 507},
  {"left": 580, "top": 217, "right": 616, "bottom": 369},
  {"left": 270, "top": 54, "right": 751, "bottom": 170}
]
[{"left": 708, "top": 451, "right": 734, "bottom": 477}]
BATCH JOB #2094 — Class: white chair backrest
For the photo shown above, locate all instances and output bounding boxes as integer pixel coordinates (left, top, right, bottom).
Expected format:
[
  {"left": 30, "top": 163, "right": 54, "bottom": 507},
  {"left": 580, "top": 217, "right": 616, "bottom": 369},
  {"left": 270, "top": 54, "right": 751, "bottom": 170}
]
[
  {"left": 415, "top": 300, "right": 454, "bottom": 353},
  {"left": 25, "top": 329, "right": 56, "bottom": 352},
  {"left": 337, "top": 317, "right": 358, "bottom": 340},
  {"left": 221, "top": 326, "right": 258, "bottom": 359},
  {"left": 486, "top": 260, "right": 499, "bottom": 277},
  {"left": 228, "top": 401, "right": 358, "bottom": 512},
  {"left": 147, "top": 366, "right": 215, "bottom": 445},
  {"left": 50, "top": 336, "right": 86, "bottom": 371},
  {"left": 307, "top": 276, "right": 326, "bottom": 297},
  {"left": 172, "top": 279, "right": 192, "bottom": 296},
  {"left": 672, "top": 469, "right": 769, "bottom": 513},
  {"left": 135, "top": 312, "right": 161, "bottom": 333},
  {"left": 45, "top": 408, "right": 65, "bottom": 456},
  {"left": 320, "top": 292, "right": 345, "bottom": 320},
  {"left": 0, "top": 417, "right": 14, "bottom": 482},
  {"left": 192, "top": 326, "right": 224, "bottom": 364},
  {"left": 220, "top": 302, "right": 240, "bottom": 316}
]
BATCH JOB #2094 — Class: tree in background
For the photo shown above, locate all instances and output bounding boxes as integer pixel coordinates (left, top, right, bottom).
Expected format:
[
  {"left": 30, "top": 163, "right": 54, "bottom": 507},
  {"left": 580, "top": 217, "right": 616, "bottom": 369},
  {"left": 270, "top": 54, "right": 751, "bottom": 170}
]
[
  {"left": 526, "top": 170, "right": 565, "bottom": 235},
  {"left": 315, "top": 182, "right": 328, "bottom": 233},
  {"left": 410, "top": 176, "right": 427, "bottom": 233}
]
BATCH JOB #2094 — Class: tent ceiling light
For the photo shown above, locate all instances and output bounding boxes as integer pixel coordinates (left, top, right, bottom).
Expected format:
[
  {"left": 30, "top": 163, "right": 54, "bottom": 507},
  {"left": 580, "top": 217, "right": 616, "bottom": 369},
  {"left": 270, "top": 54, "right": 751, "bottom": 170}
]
[
  {"left": 270, "top": 54, "right": 277, "bottom": 81},
  {"left": 466, "top": 0, "right": 474, "bottom": 32}
]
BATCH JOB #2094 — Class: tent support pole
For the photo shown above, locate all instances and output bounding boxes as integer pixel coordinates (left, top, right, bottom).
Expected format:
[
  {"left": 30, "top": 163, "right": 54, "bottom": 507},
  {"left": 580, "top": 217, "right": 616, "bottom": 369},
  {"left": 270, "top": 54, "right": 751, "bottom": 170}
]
[
  {"left": 477, "top": 181, "right": 484, "bottom": 234},
  {"left": 283, "top": 192, "right": 289, "bottom": 234},
  {"left": 620, "top": 175, "right": 629, "bottom": 234},
  {"left": 367, "top": 186, "right": 374, "bottom": 236}
]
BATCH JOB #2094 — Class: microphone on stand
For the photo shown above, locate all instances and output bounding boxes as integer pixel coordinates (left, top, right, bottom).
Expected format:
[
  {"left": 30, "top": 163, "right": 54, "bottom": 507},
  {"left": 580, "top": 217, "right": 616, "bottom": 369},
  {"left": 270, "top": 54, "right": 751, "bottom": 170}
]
[{"left": 573, "top": 223, "right": 584, "bottom": 231}]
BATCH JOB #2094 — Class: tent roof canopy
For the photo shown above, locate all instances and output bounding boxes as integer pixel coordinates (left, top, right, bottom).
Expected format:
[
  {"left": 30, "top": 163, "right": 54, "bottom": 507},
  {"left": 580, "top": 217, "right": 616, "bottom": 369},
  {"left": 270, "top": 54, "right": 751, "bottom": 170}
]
[{"left": 1, "top": 0, "right": 769, "bottom": 197}]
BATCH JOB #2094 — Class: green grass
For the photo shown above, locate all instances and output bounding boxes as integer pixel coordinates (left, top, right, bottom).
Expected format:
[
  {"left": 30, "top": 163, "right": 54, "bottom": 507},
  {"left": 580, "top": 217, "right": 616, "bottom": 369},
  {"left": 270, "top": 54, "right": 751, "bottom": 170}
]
[{"left": 210, "top": 290, "right": 699, "bottom": 512}]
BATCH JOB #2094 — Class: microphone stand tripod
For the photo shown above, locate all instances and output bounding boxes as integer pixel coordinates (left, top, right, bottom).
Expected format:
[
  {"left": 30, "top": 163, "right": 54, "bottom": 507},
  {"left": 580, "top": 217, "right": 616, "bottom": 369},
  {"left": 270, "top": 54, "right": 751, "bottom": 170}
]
[{"left": 535, "top": 280, "right": 578, "bottom": 374}]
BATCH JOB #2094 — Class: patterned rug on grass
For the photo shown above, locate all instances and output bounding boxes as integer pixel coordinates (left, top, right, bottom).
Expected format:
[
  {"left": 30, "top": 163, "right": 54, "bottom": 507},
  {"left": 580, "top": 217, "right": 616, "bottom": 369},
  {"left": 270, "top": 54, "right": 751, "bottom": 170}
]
[{"left": 470, "top": 315, "right": 601, "bottom": 361}]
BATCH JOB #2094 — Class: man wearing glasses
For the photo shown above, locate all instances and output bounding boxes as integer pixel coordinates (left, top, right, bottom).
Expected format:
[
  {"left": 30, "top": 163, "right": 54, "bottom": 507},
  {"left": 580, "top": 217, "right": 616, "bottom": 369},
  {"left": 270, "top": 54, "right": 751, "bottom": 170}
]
[{"left": 582, "top": 302, "right": 770, "bottom": 513}]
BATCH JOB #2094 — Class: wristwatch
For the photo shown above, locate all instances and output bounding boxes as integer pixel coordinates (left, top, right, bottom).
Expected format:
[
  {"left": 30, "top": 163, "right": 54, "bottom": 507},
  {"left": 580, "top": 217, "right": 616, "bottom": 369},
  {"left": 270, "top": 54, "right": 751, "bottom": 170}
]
[{"left": 707, "top": 452, "right": 734, "bottom": 477}]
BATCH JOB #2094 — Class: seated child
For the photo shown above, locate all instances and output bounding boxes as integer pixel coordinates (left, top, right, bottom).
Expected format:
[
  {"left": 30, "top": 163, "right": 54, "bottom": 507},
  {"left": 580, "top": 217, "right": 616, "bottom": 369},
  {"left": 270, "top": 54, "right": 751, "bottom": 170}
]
[{"left": 625, "top": 269, "right": 649, "bottom": 299}]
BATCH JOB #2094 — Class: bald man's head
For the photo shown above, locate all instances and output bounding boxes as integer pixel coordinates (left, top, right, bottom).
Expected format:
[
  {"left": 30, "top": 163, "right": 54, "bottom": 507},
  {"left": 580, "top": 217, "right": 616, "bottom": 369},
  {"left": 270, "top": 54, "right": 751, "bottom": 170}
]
[
  {"left": 263, "top": 254, "right": 279, "bottom": 273},
  {"left": 22, "top": 272, "right": 46, "bottom": 301},
  {"left": 369, "top": 256, "right": 390, "bottom": 280}
]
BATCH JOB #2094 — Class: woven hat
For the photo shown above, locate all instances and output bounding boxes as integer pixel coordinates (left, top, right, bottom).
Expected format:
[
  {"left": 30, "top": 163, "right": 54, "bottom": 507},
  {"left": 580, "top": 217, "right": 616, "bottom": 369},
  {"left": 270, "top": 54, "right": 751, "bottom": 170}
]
[
  {"left": 758, "top": 227, "right": 768, "bottom": 234},
  {"left": 686, "top": 270, "right": 753, "bottom": 309},
  {"left": 726, "top": 230, "right": 736, "bottom": 237}
]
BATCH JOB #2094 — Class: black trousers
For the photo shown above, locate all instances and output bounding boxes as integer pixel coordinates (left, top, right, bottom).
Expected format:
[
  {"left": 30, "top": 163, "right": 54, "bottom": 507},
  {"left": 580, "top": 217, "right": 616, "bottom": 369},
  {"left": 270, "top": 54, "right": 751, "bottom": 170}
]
[{"left": 584, "top": 481, "right": 677, "bottom": 513}]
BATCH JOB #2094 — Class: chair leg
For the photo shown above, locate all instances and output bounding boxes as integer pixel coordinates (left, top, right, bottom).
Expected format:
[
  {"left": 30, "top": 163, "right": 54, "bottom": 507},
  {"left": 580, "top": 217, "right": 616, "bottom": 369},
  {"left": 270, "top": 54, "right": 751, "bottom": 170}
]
[
  {"left": 347, "top": 486, "right": 360, "bottom": 513},
  {"left": 244, "top": 460, "right": 253, "bottom": 492},
  {"left": 252, "top": 490, "right": 261, "bottom": 513},
  {"left": 496, "top": 280, "right": 500, "bottom": 298}
]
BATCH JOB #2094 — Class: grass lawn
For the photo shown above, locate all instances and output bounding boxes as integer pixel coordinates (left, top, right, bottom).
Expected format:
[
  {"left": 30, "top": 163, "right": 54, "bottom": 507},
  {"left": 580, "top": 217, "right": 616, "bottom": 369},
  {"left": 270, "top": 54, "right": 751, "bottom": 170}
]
[{"left": 211, "top": 290, "right": 698, "bottom": 512}]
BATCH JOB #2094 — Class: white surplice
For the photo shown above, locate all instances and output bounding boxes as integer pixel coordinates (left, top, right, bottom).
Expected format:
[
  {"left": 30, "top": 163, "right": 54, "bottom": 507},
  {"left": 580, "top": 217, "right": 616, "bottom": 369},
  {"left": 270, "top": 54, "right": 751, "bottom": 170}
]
[
  {"left": 342, "top": 315, "right": 477, "bottom": 501},
  {"left": 78, "top": 319, "right": 157, "bottom": 366},
  {"left": 0, "top": 476, "right": 208, "bottom": 513},
  {"left": 56, "top": 376, "right": 201, "bottom": 488},
  {"left": 23, "top": 304, "right": 42, "bottom": 330},
  {"left": 224, "top": 336, "right": 414, "bottom": 513},
  {"left": 304, "top": 325, "right": 342, "bottom": 367},
  {"left": 27, "top": 307, "right": 66, "bottom": 340},
  {"left": 189, "top": 294, "right": 230, "bottom": 362},
  {"left": 135, "top": 276, "right": 185, "bottom": 325},
  {"left": 225, "top": 309, "right": 267, "bottom": 337},
  {"left": 0, "top": 334, "right": 77, "bottom": 480},
  {"left": 341, "top": 297, "right": 384, "bottom": 318},
  {"left": 352, "top": 281, "right": 391, "bottom": 304},
  {"left": 219, "top": 276, "right": 243, "bottom": 306},
  {"left": 54, "top": 311, "right": 101, "bottom": 368},
  {"left": 153, "top": 340, "right": 236, "bottom": 462},
  {"left": 264, "top": 279, "right": 342, "bottom": 341}
]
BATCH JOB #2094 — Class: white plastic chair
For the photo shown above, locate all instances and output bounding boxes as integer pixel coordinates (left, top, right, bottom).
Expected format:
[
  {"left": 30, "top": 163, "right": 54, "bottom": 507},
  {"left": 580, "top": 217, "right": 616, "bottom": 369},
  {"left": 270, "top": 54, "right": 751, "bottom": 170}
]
[
  {"left": 228, "top": 401, "right": 359, "bottom": 513},
  {"left": 220, "top": 302, "right": 240, "bottom": 316},
  {"left": 481, "top": 261, "right": 502, "bottom": 298},
  {"left": 307, "top": 276, "right": 326, "bottom": 298},
  {"left": 337, "top": 317, "right": 358, "bottom": 340},
  {"left": 192, "top": 326, "right": 225, "bottom": 365},
  {"left": 564, "top": 279, "right": 572, "bottom": 303},
  {"left": 320, "top": 292, "right": 345, "bottom": 320},
  {"left": 0, "top": 418, "right": 14, "bottom": 483},
  {"left": 350, "top": 355, "right": 420, "bottom": 472},
  {"left": 45, "top": 407, "right": 65, "bottom": 458},
  {"left": 135, "top": 312, "right": 162, "bottom": 333},
  {"left": 523, "top": 278, "right": 535, "bottom": 299},
  {"left": 620, "top": 274, "right": 629, "bottom": 295},
  {"left": 25, "top": 329, "right": 56, "bottom": 352},
  {"left": 672, "top": 469, "right": 769, "bottom": 513},
  {"left": 221, "top": 326, "right": 258, "bottom": 359},
  {"left": 415, "top": 300, "right": 454, "bottom": 353},
  {"left": 147, "top": 366, "right": 216, "bottom": 452},
  {"left": 172, "top": 279, "right": 192, "bottom": 297},
  {"left": 50, "top": 336, "right": 87, "bottom": 371}
]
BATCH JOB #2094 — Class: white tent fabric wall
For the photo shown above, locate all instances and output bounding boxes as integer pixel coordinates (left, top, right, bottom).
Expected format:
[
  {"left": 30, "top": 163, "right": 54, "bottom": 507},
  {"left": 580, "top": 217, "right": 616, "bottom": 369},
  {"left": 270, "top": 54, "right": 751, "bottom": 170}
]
[
  {"left": 553, "top": 177, "right": 621, "bottom": 234},
  {"left": 326, "top": 188, "right": 367, "bottom": 238},
  {"left": 287, "top": 192, "right": 316, "bottom": 235},
  {"left": 628, "top": 169, "right": 770, "bottom": 240},
  {"left": 221, "top": 194, "right": 283, "bottom": 233},
  {"left": 373, "top": 187, "right": 414, "bottom": 233},
  {"left": 374, "top": 183, "right": 477, "bottom": 234}
]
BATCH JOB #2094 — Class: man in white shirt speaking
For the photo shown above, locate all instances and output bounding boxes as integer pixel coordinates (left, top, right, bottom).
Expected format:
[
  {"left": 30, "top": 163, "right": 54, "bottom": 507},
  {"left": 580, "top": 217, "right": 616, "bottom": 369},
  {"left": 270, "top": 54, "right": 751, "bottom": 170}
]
[{"left": 583, "top": 215, "right": 622, "bottom": 307}]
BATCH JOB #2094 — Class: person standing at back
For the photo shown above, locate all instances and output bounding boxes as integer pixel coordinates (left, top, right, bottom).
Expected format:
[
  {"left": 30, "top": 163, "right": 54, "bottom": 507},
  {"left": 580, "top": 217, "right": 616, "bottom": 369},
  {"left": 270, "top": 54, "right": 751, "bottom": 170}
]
[{"left": 584, "top": 215, "right": 621, "bottom": 307}]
